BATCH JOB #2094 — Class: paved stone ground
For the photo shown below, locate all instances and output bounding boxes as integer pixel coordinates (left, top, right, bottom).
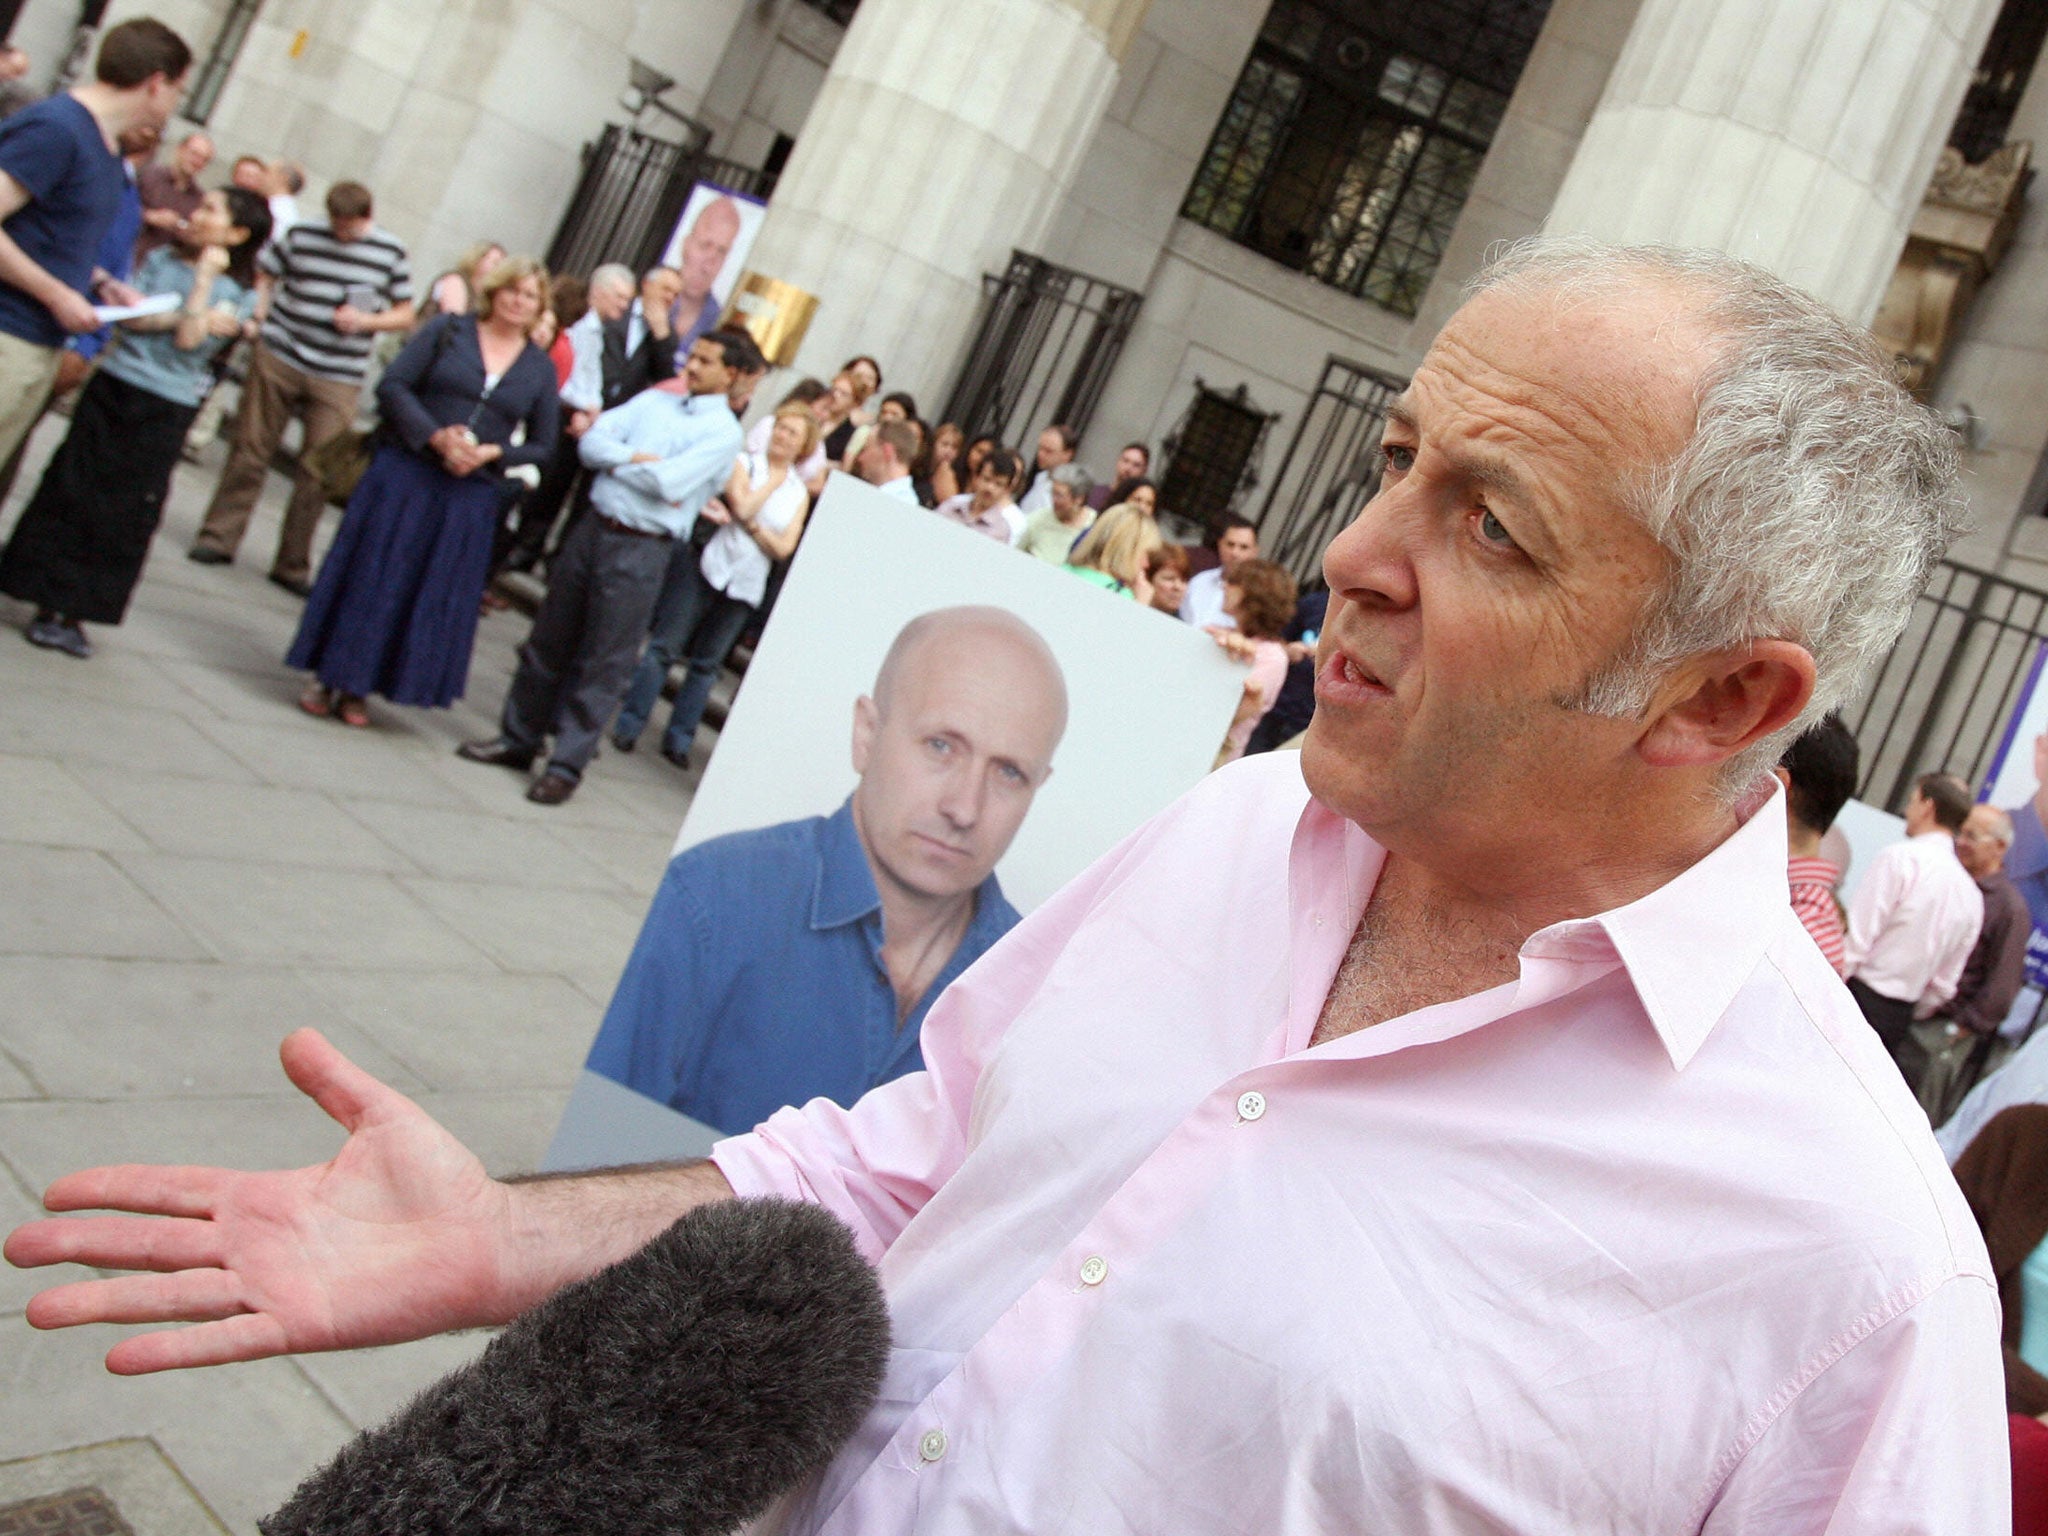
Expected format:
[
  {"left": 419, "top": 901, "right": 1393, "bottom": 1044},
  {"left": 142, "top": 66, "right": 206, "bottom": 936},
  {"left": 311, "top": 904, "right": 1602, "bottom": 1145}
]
[{"left": 0, "top": 415, "right": 707, "bottom": 1530}]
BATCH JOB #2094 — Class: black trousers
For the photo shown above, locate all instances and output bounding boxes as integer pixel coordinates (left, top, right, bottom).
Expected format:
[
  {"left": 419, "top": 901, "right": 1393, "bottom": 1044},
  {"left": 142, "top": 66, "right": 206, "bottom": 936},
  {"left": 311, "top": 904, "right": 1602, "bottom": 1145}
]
[
  {"left": 1847, "top": 975, "right": 1921, "bottom": 1066},
  {"left": 0, "top": 370, "right": 196, "bottom": 624},
  {"left": 499, "top": 513, "right": 674, "bottom": 779}
]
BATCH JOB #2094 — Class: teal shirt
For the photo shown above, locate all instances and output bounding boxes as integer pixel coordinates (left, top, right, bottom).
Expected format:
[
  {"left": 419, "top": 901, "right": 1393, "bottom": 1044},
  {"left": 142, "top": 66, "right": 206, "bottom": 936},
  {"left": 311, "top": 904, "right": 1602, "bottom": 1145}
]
[
  {"left": 2022, "top": 1236, "right": 2048, "bottom": 1379},
  {"left": 99, "top": 246, "right": 255, "bottom": 407}
]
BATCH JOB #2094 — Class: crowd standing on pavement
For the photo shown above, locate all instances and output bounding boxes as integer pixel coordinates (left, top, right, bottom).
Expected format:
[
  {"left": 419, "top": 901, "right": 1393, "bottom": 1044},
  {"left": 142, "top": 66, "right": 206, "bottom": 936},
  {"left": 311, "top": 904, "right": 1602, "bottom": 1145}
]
[{"left": 13, "top": 25, "right": 2048, "bottom": 1527}]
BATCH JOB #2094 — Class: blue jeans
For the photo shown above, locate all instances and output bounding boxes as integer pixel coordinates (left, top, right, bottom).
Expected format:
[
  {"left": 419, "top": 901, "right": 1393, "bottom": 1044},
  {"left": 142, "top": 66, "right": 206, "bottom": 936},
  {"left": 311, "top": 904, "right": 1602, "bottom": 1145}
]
[{"left": 612, "top": 544, "right": 757, "bottom": 756}]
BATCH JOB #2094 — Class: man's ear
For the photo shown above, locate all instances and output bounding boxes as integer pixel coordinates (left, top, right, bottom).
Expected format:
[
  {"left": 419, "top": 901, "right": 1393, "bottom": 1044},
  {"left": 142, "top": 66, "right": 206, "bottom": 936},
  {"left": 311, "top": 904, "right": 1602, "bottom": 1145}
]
[
  {"left": 1637, "top": 640, "right": 1815, "bottom": 772},
  {"left": 851, "top": 694, "right": 878, "bottom": 776}
]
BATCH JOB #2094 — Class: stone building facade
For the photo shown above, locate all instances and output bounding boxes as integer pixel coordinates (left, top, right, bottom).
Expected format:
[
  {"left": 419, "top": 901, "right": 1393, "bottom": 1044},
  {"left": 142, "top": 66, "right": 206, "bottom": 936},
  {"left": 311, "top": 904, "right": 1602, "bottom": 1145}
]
[{"left": 33, "top": 0, "right": 2048, "bottom": 574}]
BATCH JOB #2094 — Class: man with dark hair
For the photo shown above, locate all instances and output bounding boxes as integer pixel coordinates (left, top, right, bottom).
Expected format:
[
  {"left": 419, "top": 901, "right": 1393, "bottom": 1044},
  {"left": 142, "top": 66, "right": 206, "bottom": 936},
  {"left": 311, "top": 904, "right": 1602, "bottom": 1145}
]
[
  {"left": 1181, "top": 515, "right": 1259, "bottom": 628},
  {"left": 1845, "top": 770, "right": 1983, "bottom": 1060},
  {"left": 0, "top": 15, "right": 189, "bottom": 466},
  {"left": 934, "top": 446, "right": 1022, "bottom": 542},
  {"left": 189, "top": 179, "right": 413, "bottom": 593},
  {"left": 1017, "top": 422, "right": 1077, "bottom": 514},
  {"left": 1776, "top": 713, "right": 1859, "bottom": 973},
  {"left": 856, "top": 417, "right": 920, "bottom": 503},
  {"left": 458, "top": 328, "right": 759, "bottom": 807},
  {"left": 1088, "top": 441, "right": 1150, "bottom": 510}
]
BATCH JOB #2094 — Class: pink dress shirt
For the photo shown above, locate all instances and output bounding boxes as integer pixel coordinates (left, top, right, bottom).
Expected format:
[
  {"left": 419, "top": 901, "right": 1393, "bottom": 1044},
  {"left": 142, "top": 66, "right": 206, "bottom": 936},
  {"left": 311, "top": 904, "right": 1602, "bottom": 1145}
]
[
  {"left": 714, "top": 755, "right": 2005, "bottom": 1534},
  {"left": 1845, "top": 831, "right": 1984, "bottom": 1008}
]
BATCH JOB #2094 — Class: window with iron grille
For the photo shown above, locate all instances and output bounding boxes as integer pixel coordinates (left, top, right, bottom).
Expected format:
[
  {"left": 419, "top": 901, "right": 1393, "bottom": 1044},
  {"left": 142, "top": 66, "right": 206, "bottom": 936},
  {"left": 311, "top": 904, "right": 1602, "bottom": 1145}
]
[
  {"left": 1158, "top": 382, "right": 1275, "bottom": 534},
  {"left": 794, "top": 0, "right": 860, "bottom": 26},
  {"left": 1183, "top": 0, "right": 1550, "bottom": 316}
]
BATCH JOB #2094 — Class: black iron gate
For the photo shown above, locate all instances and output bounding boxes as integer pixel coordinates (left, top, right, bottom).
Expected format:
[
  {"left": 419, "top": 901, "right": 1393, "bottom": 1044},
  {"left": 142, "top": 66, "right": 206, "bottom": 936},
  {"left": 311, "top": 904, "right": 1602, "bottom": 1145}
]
[
  {"left": 1847, "top": 560, "right": 2048, "bottom": 811},
  {"left": 544, "top": 125, "right": 781, "bottom": 279},
  {"left": 1156, "top": 381, "right": 1277, "bottom": 532},
  {"left": 1254, "top": 354, "right": 1406, "bottom": 585},
  {"left": 941, "top": 252, "right": 1142, "bottom": 450}
]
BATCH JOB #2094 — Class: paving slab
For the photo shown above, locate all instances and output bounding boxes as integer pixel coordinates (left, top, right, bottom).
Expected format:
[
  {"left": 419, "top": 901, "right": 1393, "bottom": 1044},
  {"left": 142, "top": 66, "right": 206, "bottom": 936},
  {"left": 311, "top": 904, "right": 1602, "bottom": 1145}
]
[
  {"left": 0, "top": 1318, "right": 354, "bottom": 1534},
  {"left": 410, "top": 1088, "right": 574, "bottom": 1176},
  {"left": 398, "top": 876, "right": 646, "bottom": 980},
  {"left": 333, "top": 796, "right": 628, "bottom": 891},
  {"left": 0, "top": 757, "right": 149, "bottom": 854},
  {"left": 0, "top": 1438, "right": 229, "bottom": 1535},
  {"left": 0, "top": 1154, "right": 56, "bottom": 1316},
  {"left": 0, "top": 849, "right": 205, "bottom": 961},
  {"left": 110, "top": 854, "right": 493, "bottom": 971},
  {"left": 148, "top": 657, "right": 345, "bottom": 732},
  {"left": 194, "top": 717, "right": 476, "bottom": 809},
  {"left": 300, "top": 968, "right": 598, "bottom": 1092},
  {"left": 0, "top": 1048, "right": 36, "bottom": 1100},
  {"left": 292, "top": 1331, "right": 495, "bottom": 1433},
  {"left": 555, "top": 820, "right": 677, "bottom": 901},
  {"left": 0, "top": 1095, "right": 350, "bottom": 1198},
  {"left": 72, "top": 768, "right": 417, "bottom": 873},
  {"left": 0, "top": 958, "right": 427, "bottom": 1100},
  {"left": 0, "top": 695, "right": 263, "bottom": 785}
]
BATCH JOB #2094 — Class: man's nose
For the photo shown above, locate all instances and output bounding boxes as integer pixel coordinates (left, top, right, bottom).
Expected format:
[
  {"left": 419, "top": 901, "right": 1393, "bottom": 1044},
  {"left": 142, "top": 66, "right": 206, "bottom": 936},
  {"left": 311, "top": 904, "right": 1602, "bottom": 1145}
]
[
  {"left": 1322, "top": 481, "right": 1420, "bottom": 613},
  {"left": 936, "top": 766, "right": 986, "bottom": 829}
]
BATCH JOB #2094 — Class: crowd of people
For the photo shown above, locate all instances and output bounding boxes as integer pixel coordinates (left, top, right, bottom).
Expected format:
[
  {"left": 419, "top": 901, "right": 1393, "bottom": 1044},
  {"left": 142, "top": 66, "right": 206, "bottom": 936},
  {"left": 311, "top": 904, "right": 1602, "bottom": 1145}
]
[{"left": 0, "top": 15, "right": 1318, "bottom": 797}]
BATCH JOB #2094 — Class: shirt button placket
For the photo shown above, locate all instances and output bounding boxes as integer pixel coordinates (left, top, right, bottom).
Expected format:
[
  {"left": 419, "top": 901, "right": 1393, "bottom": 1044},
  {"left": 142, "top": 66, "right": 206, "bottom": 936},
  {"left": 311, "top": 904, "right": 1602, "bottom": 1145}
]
[
  {"left": 1079, "top": 1254, "right": 1108, "bottom": 1287},
  {"left": 919, "top": 1428, "right": 948, "bottom": 1463},
  {"left": 1236, "top": 1090, "right": 1267, "bottom": 1123}
]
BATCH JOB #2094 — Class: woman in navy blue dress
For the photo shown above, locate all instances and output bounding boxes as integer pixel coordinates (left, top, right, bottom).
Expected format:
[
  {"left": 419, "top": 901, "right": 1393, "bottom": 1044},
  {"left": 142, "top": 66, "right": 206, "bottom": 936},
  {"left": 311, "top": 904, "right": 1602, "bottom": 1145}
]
[{"left": 288, "top": 257, "right": 558, "bottom": 725}]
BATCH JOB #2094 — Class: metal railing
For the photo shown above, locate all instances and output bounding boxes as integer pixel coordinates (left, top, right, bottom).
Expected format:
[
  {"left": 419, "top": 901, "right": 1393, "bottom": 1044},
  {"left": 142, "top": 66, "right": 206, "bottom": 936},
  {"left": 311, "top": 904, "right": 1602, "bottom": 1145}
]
[
  {"left": 1253, "top": 353, "right": 1405, "bottom": 585},
  {"left": 1847, "top": 560, "right": 2048, "bottom": 811},
  {"left": 545, "top": 122, "right": 720, "bottom": 279},
  {"left": 940, "top": 252, "right": 1142, "bottom": 449}
]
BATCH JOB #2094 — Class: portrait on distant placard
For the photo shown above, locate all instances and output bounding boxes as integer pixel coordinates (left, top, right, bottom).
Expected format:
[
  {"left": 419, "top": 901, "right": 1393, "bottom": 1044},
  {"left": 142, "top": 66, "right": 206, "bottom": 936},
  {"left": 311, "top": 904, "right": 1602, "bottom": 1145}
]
[
  {"left": 545, "top": 477, "right": 1246, "bottom": 1170},
  {"left": 658, "top": 183, "right": 767, "bottom": 355}
]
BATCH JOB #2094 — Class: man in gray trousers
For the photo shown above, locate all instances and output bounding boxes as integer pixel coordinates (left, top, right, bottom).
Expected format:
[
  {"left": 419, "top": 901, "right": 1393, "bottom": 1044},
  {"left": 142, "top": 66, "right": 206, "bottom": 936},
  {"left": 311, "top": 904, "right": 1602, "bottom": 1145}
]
[{"left": 458, "top": 327, "right": 762, "bottom": 805}]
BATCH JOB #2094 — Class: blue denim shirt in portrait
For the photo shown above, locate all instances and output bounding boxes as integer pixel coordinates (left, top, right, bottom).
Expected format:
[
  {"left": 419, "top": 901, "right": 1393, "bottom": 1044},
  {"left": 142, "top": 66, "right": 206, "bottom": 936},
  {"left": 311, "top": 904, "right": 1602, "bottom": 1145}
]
[{"left": 586, "top": 798, "right": 1020, "bottom": 1135}]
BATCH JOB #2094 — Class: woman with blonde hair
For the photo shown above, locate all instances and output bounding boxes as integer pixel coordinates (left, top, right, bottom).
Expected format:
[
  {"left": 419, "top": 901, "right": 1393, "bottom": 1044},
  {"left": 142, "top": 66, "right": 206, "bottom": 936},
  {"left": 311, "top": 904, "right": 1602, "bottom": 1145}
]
[
  {"left": 289, "top": 256, "right": 559, "bottom": 725},
  {"left": 1064, "top": 502, "right": 1163, "bottom": 603},
  {"left": 611, "top": 400, "right": 818, "bottom": 768},
  {"left": 423, "top": 240, "right": 506, "bottom": 320}
]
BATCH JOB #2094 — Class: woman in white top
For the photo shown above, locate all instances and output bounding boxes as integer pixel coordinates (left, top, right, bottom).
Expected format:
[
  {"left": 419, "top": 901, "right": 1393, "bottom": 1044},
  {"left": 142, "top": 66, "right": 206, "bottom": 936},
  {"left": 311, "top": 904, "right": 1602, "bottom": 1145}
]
[{"left": 609, "top": 402, "right": 817, "bottom": 767}]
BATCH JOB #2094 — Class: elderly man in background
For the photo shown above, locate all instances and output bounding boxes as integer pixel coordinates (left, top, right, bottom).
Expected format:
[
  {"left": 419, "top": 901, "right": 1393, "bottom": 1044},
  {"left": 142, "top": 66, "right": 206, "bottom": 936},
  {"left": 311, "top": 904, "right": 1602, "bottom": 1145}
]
[
  {"left": 1844, "top": 771, "right": 1984, "bottom": 1062},
  {"left": 1018, "top": 461, "right": 1095, "bottom": 561},
  {"left": 584, "top": 606, "right": 1066, "bottom": 1144},
  {"left": 1908, "top": 802, "right": 2033, "bottom": 1120},
  {"left": 9, "top": 240, "right": 2006, "bottom": 1532},
  {"left": 132, "top": 127, "right": 209, "bottom": 260}
]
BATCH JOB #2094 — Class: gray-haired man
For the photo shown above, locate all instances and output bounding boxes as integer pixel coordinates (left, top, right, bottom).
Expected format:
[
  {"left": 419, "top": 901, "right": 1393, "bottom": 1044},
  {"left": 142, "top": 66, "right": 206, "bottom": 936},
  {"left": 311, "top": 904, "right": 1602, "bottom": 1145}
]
[{"left": 13, "top": 240, "right": 2004, "bottom": 1531}]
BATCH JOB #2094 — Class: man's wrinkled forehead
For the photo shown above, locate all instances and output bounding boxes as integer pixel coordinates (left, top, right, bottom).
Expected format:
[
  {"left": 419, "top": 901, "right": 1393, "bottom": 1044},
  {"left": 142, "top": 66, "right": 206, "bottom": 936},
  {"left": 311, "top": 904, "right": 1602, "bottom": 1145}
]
[{"left": 1411, "top": 283, "right": 1710, "bottom": 475}]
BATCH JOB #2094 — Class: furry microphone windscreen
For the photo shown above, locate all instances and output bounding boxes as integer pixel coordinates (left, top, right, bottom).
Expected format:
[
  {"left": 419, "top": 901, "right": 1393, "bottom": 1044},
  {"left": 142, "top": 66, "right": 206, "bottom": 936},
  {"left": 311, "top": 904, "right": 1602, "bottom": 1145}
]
[{"left": 260, "top": 1197, "right": 892, "bottom": 1536}]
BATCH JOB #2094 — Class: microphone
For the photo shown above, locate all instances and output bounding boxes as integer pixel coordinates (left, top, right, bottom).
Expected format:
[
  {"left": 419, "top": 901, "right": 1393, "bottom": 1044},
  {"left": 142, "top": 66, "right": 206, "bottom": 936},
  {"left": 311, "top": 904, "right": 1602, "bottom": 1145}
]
[{"left": 261, "top": 1197, "right": 891, "bottom": 1536}]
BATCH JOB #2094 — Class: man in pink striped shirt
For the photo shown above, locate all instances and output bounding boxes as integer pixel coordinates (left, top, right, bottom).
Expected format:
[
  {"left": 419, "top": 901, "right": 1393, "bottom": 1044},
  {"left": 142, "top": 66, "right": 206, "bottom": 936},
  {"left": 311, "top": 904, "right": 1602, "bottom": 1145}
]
[{"left": 8, "top": 241, "right": 2008, "bottom": 1532}]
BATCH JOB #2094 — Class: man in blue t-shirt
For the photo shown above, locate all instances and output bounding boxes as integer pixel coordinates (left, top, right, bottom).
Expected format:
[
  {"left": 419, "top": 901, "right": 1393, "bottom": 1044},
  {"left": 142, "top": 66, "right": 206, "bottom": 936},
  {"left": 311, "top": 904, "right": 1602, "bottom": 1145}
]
[{"left": 0, "top": 17, "right": 189, "bottom": 466}]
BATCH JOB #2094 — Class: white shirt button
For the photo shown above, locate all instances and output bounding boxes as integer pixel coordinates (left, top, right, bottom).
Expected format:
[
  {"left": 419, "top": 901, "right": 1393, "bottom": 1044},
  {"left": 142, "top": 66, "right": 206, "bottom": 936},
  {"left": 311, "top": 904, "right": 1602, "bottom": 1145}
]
[
  {"left": 1079, "top": 1254, "right": 1108, "bottom": 1286},
  {"left": 919, "top": 1428, "right": 948, "bottom": 1462},
  {"left": 1236, "top": 1090, "right": 1267, "bottom": 1122}
]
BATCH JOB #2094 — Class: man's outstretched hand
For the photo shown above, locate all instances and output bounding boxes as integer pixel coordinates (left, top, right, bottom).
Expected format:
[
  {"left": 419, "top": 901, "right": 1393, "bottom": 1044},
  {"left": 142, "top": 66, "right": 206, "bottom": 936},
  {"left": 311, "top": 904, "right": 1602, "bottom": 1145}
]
[{"left": 3, "top": 1029, "right": 517, "bottom": 1375}]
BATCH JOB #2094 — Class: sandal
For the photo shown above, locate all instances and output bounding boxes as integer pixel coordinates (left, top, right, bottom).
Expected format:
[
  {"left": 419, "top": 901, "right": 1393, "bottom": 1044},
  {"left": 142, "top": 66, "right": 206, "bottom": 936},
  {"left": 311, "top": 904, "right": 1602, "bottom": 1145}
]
[
  {"left": 297, "top": 682, "right": 333, "bottom": 718},
  {"left": 334, "top": 694, "right": 370, "bottom": 728}
]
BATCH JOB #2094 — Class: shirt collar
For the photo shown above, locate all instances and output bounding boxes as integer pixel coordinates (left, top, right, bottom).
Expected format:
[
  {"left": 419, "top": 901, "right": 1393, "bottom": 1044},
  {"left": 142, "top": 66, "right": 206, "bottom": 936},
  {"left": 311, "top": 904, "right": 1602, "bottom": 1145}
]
[
  {"left": 1297, "top": 774, "right": 1790, "bottom": 1072},
  {"left": 812, "top": 799, "right": 882, "bottom": 930},
  {"left": 1585, "top": 776, "right": 1790, "bottom": 1070},
  {"left": 808, "top": 796, "right": 1012, "bottom": 936}
]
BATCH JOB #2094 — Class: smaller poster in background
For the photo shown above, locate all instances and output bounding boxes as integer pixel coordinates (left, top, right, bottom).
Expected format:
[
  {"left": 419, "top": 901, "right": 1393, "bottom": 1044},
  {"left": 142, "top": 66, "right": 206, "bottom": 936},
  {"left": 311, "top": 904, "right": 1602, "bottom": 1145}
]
[
  {"left": 658, "top": 183, "right": 768, "bottom": 353},
  {"left": 546, "top": 477, "right": 1250, "bottom": 1171}
]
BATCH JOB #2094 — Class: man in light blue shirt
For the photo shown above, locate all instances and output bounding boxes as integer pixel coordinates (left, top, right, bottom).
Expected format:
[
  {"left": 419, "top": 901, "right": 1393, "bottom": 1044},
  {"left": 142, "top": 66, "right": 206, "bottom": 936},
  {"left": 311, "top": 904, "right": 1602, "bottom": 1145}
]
[{"left": 458, "top": 327, "right": 762, "bottom": 805}]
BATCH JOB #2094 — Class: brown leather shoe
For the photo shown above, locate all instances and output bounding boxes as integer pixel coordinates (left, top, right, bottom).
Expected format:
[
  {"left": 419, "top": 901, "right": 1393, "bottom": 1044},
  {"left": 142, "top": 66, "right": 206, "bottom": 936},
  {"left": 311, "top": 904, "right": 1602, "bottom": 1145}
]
[
  {"left": 456, "top": 737, "right": 534, "bottom": 770},
  {"left": 525, "top": 771, "right": 577, "bottom": 806}
]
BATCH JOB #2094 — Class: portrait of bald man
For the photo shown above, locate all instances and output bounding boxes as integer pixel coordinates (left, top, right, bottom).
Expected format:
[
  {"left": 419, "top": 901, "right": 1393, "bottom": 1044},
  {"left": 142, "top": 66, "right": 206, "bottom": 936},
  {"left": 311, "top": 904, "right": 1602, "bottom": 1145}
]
[
  {"left": 584, "top": 604, "right": 1068, "bottom": 1136},
  {"left": 669, "top": 191, "right": 743, "bottom": 357}
]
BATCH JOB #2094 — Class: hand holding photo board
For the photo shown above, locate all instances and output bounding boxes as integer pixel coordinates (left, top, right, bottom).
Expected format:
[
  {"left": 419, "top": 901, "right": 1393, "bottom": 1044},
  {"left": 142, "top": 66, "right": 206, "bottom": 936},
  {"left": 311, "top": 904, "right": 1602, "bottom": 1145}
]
[{"left": 547, "top": 475, "right": 1251, "bottom": 1168}]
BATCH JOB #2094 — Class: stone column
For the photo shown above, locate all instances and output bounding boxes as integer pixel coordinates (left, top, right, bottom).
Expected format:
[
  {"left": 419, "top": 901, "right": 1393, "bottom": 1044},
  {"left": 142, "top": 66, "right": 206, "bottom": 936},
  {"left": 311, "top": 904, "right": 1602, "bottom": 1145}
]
[
  {"left": 1544, "top": 0, "right": 2002, "bottom": 325},
  {"left": 741, "top": 0, "right": 1152, "bottom": 402}
]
